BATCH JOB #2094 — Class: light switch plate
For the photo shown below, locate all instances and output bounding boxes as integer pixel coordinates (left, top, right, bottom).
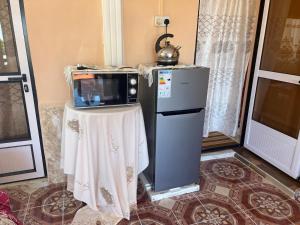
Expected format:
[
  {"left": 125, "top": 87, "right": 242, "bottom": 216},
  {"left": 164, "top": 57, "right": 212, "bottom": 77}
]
[{"left": 154, "top": 16, "right": 170, "bottom": 27}]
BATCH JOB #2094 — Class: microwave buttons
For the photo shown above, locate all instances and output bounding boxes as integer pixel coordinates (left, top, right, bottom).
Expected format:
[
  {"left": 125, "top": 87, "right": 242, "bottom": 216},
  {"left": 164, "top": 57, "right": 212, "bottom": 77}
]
[
  {"left": 130, "top": 78, "right": 137, "bottom": 85},
  {"left": 129, "top": 88, "right": 137, "bottom": 95}
]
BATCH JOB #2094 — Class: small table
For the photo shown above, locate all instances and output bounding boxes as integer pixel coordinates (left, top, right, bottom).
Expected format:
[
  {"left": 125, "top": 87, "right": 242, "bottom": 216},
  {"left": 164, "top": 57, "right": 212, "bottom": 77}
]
[{"left": 60, "top": 102, "right": 149, "bottom": 219}]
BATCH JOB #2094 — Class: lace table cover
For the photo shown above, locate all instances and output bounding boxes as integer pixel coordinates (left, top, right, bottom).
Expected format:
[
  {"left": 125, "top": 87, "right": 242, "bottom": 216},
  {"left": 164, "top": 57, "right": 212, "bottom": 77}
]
[{"left": 61, "top": 102, "right": 149, "bottom": 220}]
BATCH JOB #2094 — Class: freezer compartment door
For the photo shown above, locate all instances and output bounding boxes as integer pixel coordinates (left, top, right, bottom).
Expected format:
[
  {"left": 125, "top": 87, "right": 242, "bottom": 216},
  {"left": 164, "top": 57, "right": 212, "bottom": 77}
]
[
  {"left": 156, "top": 67, "right": 209, "bottom": 112},
  {"left": 154, "top": 109, "right": 204, "bottom": 192}
]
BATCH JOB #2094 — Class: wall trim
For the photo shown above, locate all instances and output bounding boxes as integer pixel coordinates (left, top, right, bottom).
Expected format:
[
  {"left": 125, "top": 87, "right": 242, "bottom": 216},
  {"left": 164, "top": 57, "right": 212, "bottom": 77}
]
[{"left": 102, "top": 0, "right": 123, "bottom": 66}]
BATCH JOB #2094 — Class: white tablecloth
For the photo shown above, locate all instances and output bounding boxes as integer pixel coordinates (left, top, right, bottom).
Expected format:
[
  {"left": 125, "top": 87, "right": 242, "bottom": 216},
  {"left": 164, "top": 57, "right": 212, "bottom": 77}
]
[{"left": 60, "top": 102, "right": 149, "bottom": 220}]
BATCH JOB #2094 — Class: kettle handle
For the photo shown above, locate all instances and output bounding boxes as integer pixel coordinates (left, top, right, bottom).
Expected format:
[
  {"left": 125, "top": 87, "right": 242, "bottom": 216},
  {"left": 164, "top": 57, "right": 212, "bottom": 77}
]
[{"left": 155, "top": 33, "right": 174, "bottom": 53}]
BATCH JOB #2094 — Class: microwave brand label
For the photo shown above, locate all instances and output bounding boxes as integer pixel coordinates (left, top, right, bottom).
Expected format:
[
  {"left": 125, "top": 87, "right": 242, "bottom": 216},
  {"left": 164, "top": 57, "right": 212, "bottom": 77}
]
[{"left": 158, "top": 70, "right": 172, "bottom": 98}]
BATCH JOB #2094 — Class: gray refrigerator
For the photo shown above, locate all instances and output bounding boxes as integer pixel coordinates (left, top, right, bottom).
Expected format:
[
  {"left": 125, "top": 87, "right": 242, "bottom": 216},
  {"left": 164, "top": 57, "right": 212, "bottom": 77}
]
[{"left": 139, "top": 67, "right": 209, "bottom": 192}]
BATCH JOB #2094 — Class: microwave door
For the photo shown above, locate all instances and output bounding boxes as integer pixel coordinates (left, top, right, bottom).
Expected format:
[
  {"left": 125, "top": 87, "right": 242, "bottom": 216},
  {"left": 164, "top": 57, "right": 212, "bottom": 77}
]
[
  {"left": 102, "top": 74, "right": 127, "bottom": 105},
  {"left": 102, "top": 79, "right": 117, "bottom": 101},
  {"left": 75, "top": 78, "right": 104, "bottom": 107},
  {"left": 72, "top": 73, "right": 133, "bottom": 108}
]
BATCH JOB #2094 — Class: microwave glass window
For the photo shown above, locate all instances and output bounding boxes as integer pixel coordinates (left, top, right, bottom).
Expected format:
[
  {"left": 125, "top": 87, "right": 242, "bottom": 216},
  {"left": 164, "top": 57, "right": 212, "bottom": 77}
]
[
  {"left": 73, "top": 75, "right": 126, "bottom": 107},
  {"left": 103, "top": 79, "right": 120, "bottom": 101}
]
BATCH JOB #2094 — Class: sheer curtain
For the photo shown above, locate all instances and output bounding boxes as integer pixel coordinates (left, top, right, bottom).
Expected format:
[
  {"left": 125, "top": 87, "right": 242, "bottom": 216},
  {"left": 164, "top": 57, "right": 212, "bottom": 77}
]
[{"left": 195, "top": 0, "right": 260, "bottom": 137}]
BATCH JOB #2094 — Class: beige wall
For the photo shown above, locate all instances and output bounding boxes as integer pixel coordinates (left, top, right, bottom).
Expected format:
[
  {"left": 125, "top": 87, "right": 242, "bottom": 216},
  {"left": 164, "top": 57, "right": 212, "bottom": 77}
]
[
  {"left": 24, "top": 0, "right": 198, "bottom": 104},
  {"left": 123, "top": 0, "right": 199, "bottom": 66},
  {"left": 24, "top": 0, "right": 104, "bottom": 105}
]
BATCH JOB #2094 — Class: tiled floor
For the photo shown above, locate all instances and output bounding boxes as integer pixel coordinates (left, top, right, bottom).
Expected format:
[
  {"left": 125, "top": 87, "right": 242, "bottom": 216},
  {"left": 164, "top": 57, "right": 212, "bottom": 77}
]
[
  {"left": 1, "top": 156, "right": 300, "bottom": 224},
  {"left": 235, "top": 147, "right": 300, "bottom": 194},
  {"left": 0, "top": 181, "right": 85, "bottom": 224}
]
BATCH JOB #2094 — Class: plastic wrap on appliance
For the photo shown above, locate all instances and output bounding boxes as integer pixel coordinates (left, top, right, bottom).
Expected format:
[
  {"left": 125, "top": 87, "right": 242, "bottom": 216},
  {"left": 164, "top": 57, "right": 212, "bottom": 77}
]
[{"left": 137, "top": 64, "right": 198, "bottom": 87}]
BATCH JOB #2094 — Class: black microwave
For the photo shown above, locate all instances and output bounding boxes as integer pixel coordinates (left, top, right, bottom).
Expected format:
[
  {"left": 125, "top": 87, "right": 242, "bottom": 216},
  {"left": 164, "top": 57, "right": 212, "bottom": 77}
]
[{"left": 71, "top": 71, "right": 139, "bottom": 108}]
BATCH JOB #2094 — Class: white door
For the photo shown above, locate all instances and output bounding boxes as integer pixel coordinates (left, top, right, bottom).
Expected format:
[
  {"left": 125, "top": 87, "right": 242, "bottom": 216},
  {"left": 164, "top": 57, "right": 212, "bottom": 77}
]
[
  {"left": 0, "top": 0, "right": 46, "bottom": 184},
  {"left": 245, "top": 0, "right": 300, "bottom": 179}
]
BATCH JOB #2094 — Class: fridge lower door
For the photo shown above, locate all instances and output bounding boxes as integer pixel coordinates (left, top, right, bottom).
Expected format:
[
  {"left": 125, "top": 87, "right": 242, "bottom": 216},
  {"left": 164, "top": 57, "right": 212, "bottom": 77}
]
[{"left": 154, "top": 109, "right": 204, "bottom": 192}]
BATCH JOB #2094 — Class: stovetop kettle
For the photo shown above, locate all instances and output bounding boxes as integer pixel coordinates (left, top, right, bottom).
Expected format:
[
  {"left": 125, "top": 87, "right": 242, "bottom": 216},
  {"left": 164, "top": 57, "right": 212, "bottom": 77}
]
[
  {"left": 155, "top": 18, "right": 181, "bottom": 66},
  {"left": 155, "top": 33, "right": 181, "bottom": 66}
]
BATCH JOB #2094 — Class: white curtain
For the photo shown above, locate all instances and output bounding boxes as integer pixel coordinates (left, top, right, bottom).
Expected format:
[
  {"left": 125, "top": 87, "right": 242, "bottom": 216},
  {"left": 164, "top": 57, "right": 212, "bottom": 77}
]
[{"left": 195, "top": 0, "right": 259, "bottom": 137}]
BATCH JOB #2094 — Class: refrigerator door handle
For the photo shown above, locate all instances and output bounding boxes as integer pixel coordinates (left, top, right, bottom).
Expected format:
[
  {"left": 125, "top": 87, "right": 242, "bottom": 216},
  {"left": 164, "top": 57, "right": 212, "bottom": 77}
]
[{"left": 158, "top": 108, "right": 204, "bottom": 116}]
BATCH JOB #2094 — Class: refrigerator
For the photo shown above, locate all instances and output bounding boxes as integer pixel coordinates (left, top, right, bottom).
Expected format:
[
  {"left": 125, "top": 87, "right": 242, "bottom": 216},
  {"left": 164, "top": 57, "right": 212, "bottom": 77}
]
[{"left": 139, "top": 67, "right": 209, "bottom": 192}]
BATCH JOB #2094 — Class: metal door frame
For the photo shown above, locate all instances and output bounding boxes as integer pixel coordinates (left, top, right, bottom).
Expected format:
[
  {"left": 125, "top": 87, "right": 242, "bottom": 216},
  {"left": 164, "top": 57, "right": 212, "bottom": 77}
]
[
  {"left": 0, "top": 0, "right": 46, "bottom": 184},
  {"left": 243, "top": 0, "right": 300, "bottom": 178}
]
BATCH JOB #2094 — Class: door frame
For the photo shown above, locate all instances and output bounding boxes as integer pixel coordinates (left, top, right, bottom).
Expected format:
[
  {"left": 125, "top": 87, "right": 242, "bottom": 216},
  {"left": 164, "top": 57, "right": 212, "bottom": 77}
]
[
  {"left": 20, "top": 0, "right": 47, "bottom": 179},
  {"left": 241, "top": 0, "right": 300, "bottom": 178},
  {"left": 102, "top": 0, "right": 123, "bottom": 66},
  {"left": 240, "top": 0, "right": 266, "bottom": 146},
  {"left": 0, "top": 0, "right": 47, "bottom": 184}
]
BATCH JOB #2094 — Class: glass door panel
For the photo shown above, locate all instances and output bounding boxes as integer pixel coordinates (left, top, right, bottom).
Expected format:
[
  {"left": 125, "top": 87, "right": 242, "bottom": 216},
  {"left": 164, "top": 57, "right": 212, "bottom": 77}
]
[
  {"left": 245, "top": 0, "right": 300, "bottom": 179},
  {"left": 0, "top": 0, "right": 46, "bottom": 184},
  {"left": 0, "top": 0, "right": 19, "bottom": 74},
  {"left": 260, "top": 0, "right": 300, "bottom": 76},
  {"left": 0, "top": 81, "right": 30, "bottom": 142},
  {"left": 253, "top": 78, "right": 300, "bottom": 138}
]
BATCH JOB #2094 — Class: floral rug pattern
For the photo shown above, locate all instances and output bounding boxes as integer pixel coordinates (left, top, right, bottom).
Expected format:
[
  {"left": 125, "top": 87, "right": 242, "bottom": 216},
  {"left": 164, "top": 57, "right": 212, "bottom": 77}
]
[{"left": 1, "top": 157, "right": 300, "bottom": 225}]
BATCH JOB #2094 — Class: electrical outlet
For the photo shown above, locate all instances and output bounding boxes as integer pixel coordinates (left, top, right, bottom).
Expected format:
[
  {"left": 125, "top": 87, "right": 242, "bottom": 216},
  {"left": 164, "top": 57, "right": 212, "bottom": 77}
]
[{"left": 154, "top": 16, "right": 170, "bottom": 27}]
